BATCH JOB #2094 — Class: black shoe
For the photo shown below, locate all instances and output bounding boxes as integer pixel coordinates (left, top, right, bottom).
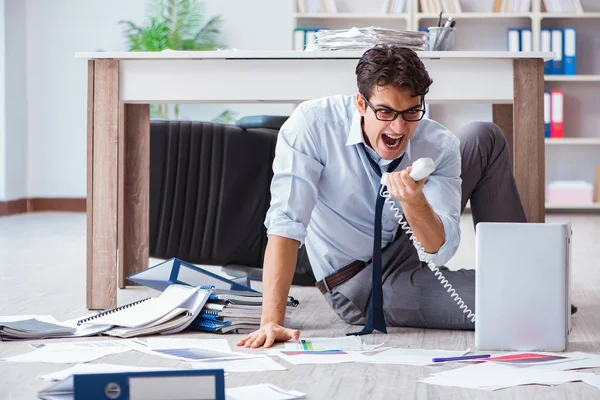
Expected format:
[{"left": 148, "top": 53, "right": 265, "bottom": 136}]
[{"left": 571, "top": 304, "right": 578, "bottom": 315}]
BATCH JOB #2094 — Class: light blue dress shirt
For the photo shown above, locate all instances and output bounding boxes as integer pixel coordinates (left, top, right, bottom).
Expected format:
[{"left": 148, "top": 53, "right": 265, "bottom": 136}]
[{"left": 265, "top": 95, "right": 461, "bottom": 282}]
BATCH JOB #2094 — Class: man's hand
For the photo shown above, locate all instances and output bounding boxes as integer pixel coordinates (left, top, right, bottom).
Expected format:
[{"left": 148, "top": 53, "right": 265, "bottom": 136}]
[
  {"left": 236, "top": 322, "right": 300, "bottom": 348},
  {"left": 385, "top": 166, "right": 427, "bottom": 205}
]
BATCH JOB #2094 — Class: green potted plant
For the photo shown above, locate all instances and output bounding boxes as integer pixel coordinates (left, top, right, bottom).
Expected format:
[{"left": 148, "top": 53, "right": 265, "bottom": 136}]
[{"left": 119, "top": 0, "right": 235, "bottom": 122}]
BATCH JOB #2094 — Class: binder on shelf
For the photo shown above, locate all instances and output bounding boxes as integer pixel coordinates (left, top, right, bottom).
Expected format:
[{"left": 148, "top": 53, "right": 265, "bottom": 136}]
[
  {"left": 507, "top": 28, "right": 520, "bottom": 52},
  {"left": 38, "top": 369, "right": 225, "bottom": 400},
  {"left": 544, "top": 91, "right": 551, "bottom": 138},
  {"left": 551, "top": 29, "right": 563, "bottom": 75},
  {"left": 550, "top": 90, "right": 564, "bottom": 139},
  {"left": 520, "top": 29, "right": 532, "bottom": 52},
  {"left": 563, "top": 27, "right": 576, "bottom": 75},
  {"left": 293, "top": 28, "right": 305, "bottom": 51},
  {"left": 126, "top": 258, "right": 256, "bottom": 293},
  {"left": 541, "top": 29, "right": 552, "bottom": 75}
]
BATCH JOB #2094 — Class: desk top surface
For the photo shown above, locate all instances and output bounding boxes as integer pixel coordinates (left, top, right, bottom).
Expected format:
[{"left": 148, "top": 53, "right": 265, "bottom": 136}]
[{"left": 75, "top": 50, "right": 555, "bottom": 61}]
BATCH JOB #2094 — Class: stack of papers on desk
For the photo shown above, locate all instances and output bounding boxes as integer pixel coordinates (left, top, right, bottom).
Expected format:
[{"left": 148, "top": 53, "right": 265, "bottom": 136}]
[{"left": 310, "top": 27, "right": 428, "bottom": 51}]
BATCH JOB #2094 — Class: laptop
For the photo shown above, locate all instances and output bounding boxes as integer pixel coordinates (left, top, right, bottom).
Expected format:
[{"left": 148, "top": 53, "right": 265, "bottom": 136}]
[{"left": 474, "top": 222, "right": 571, "bottom": 351}]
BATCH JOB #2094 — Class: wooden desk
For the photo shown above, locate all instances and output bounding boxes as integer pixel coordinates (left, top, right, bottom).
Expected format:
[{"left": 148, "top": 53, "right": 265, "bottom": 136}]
[{"left": 76, "top": 50, "right": 552, "bottom": 310}]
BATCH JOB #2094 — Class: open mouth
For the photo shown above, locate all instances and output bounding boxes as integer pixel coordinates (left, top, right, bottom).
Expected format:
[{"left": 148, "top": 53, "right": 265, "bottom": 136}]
[{"left": 382, "top": 133, "right": 403, "bottom": 149}]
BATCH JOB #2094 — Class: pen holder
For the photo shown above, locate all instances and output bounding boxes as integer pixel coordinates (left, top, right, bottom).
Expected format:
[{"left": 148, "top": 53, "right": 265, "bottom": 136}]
[{"left": 428, "top": 26, "right": 455, "bottom": 51}]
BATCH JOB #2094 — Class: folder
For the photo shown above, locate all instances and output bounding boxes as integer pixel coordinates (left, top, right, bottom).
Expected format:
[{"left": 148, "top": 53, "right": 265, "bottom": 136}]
[
  {"left": 541, "top": 29, "right": 552, "bottom": 75},
  {"left": 293, "top": 28, "right": 305, "bottom": 51},
  {"left": 563, "top": 27, "right": 576, "bottom": 75},
  {"left": 544, "top": 91, "right": 551, "bottom": 138},
  {"left": 550, "top": 90, "right": 564, "bottom": 139},
  {"left": 520, "top": 29, "right": 532, "bottom": 52},
  {"left": 38, "top": 369, "right": 225, "bottom": 400},
  {"left": 507, "top": 28, "right": 521, "bottom": 52},
  {"left": 126, "top": 258, "right": 257, "bottom": 293},
  {"left": 551, "top": 29, "right": 563, "bottom": 75}
]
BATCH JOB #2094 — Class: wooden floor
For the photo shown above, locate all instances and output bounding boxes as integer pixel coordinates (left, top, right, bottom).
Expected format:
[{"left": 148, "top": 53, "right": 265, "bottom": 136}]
[{"left": 1, "top": 212, "right": 599, "bottom": 399}]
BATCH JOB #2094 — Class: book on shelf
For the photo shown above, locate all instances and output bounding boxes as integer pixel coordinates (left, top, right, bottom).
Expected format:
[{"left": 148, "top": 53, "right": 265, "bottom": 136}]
[
  {"left": 550, "top": 90, "right": 564, "bottom": 139},
  {"left": 543, "top": 0, "right": 584, "bottom": 13},
  {"left": 493, "top": 0, "right": 531, "bottom": 12}
]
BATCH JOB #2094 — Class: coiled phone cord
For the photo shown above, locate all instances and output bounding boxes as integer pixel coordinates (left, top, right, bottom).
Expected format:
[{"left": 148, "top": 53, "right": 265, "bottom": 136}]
[{"left": 379, "top": 186, "right": 476, "bottom": 323}]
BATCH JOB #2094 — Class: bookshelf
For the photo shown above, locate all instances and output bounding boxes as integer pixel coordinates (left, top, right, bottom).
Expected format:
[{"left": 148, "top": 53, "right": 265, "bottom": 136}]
[{"left": 292, "top": 0, "right": 600, "bottom": 212}]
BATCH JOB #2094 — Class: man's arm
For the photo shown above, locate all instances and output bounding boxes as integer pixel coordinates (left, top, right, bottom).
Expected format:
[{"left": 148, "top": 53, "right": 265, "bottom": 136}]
[
  {"left": 261, "top": 235, "right": 300, "bottom": 326},
  {"left": 400, "top": 188, "right": 445, "bottom": 254},
  {"left": 236, "top": 235, "right": 301, "bottom": 348}
]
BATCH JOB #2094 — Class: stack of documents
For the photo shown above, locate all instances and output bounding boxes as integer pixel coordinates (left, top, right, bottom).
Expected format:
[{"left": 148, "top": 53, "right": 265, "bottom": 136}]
[
  {"left": 310, "top": 27, "right": 428, "bottom": 51},
  {"left": 0, "top": 317, "right": 75, "bottom": 340},
  {"left": 190, "top": 289, "right": 299, "bottom": 334},
  {"left": 78, "top": 284, "right": 211, "bottom": 338}
]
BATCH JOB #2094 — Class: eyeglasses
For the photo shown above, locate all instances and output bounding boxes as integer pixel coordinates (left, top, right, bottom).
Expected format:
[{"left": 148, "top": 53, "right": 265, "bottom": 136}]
[{"left": 362, "top": 95, "right": 426, "bottom": 122}]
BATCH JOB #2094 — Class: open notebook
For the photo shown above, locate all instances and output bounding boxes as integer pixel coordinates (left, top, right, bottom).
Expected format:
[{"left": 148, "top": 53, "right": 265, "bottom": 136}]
[{"left": 78, "top": 284, "right": 211, "bottom": 338}]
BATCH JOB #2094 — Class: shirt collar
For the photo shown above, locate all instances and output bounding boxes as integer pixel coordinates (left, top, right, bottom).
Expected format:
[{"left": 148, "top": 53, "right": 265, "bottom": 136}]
[{"left": 346, "top": 110, "right": 412, "bottom": 163}]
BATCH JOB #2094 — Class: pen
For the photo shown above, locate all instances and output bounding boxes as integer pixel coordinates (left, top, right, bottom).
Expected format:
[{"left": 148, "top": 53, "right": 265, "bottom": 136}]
[
  {"left": 437, "top": 11, "right": 443, "bottom": 27},
  {"left": 432, "top": 354, "right": 491, "bottom": 363}
]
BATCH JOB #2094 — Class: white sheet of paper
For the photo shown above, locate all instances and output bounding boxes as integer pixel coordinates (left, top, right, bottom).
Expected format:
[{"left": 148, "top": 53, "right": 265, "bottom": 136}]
[
  {"left": 40, "top": 363, "right": 177, "bottom": 381},
  {"left": 366, "top": 348, "right": 469, "bottom": 366},
  {"left": 4, "top": 340, "right": 135, "bottom": 364},
  {"left": 283, "top": 336, "right": 368, "bottom": 351},
  {"left": 226, "top": 383, "right": 305, "bottom": 400},
  {"left": 145, "top": 338, "right": 231, "bottom": 353},
  {"left": 421, "top": 362, "right": 589, "bottom": 391},
  {"left": 523, "top": 352, "right": 600, "bottom": 371},
  {"left": 270, "top": 349, "right": 372, "bottom": 365},
  {"left": 190, "top": 356, "right": 286, "bottom": 372}
]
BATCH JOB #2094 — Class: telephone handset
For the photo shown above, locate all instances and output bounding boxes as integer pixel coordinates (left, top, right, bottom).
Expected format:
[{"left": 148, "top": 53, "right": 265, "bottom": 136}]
[{"left": 380, "top": 157, "right": 476, "bottom": 323}]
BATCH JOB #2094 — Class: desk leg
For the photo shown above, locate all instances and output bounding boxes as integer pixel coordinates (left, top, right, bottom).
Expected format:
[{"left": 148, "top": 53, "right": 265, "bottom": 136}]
[
  {"left": 492, "top": 105, "right": 514, "bottom": 166},
  {"left": 87, "top": 60, "right": 119, "bottom": 310},
  {"left": 118, "top": 104, "right": 150, "bottom": 288},
  {"left": 513, "top": 59, "right": 545, "bottom": 223}
]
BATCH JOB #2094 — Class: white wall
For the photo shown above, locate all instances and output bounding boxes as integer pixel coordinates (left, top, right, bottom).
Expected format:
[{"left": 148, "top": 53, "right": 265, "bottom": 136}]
[
  {"left": 0, "top": 0, "right": 5, "bottom": 200},
  {"left": 4, "top": 0, "right": 27, "bottom": 201},
  {"left": 24, "top": 0, "right": 293, "bottom": 199}
]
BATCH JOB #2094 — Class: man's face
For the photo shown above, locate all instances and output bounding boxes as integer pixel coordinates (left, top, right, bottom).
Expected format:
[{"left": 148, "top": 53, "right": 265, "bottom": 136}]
[{"left": 357, "top": 86, "right": 422, "bottom": 161}]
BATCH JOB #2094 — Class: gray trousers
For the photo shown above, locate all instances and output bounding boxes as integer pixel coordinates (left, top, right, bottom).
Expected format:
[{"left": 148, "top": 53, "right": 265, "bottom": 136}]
[{"left": 320, "top": 122, "right": 527, "bottom": 330}]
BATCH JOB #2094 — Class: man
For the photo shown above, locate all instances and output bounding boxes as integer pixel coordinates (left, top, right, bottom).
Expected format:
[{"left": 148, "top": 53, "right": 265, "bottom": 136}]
[{"left": 237, "top": 45, "right": 526, "bottom": 348}]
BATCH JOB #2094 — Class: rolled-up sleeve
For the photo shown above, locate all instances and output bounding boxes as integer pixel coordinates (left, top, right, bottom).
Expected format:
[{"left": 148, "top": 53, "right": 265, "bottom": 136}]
[
  {"left": 264, "top": 107, "right": 325, "bottom": 247},
  {"left": 419, "top": 136, "right": 462, "bottom": 265}
]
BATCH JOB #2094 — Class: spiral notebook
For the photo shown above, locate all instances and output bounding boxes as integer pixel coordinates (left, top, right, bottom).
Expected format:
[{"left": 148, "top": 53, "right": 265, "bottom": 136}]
[{"left": 78, "top": 284, "right": 203, "bottom": 329}]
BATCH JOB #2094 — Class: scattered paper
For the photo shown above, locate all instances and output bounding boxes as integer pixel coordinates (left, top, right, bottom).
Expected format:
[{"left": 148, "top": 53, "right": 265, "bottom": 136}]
[
  {"left": 227, "top": 383, "right": 306, "bottom": 400},
  {"left": 3, "top": 340, "right": 137, "bottom": 364},
  {"left": 284, "top": 336, "right": 368, "bottom": 351},
  {"left": 40, "top": 363, "right": 177, "bottom": 381},
  {"left": 190, "top": 356, "right": 286, "bottom": 372},
  {"left": 366, "top": 348, "right": 469, "bottom": 366},
  {"left": 145, "top": 338, "right": 231, "bottom": 353},
  {"left": 507, "top": 352, "right": 600, "bottom": 371},
  {"left": 482, "top": 352, "right": 571, "bottom": 365},
  {"left": 270, "top": 349, "right": 372, "bottom": 365},
  {"left": 133, "top": 340, "right": 259, "bottom": 363},
  {"left": 420, "top": 361, "right": 589, "bottom": 391}
]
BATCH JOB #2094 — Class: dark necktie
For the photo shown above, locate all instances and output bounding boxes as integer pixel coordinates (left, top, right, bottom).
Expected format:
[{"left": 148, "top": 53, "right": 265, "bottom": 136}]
[{"left": 349, "top": 145, "right": 403, "bottom": 336}]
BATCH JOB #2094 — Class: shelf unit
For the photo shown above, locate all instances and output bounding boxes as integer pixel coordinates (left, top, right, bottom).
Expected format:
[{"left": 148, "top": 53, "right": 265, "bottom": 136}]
[{"left": 292, "top": 0, "right": 600, "bottom": 212}]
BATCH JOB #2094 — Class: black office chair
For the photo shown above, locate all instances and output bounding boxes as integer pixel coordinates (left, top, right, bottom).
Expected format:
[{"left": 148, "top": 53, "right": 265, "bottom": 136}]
[{"left": 148, "top": 117, "right": 316, "bottom": 286}]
